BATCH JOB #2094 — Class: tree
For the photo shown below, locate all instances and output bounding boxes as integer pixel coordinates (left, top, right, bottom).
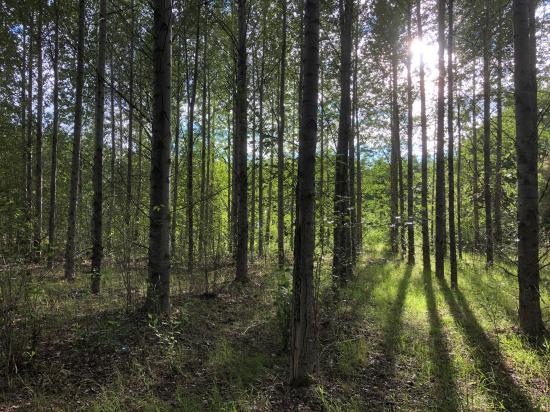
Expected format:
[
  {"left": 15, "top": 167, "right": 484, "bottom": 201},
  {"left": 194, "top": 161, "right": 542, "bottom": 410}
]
[
  {"left": 146, "top": 0, "right": 172, "bottom": 314},
  {"left": 90, "top": 0, "right": 107, "bottom": 294},
  {"left": 64, "top": 0, "right": 86, "bottom": 281},
  {"left": 447, "top": 0, "right": 457, "bottom": 287},
  {"left": 290, "top": 0, "right": 319, "bottom": 386},
  {"left": 434, "top": 0, "right": 446, "bottom": 279},
  {"left": 333, "top": 0, "right": 353, "bottom": 284},
  {"left": 234, "top": 0, "right": 249, "bottom": 283},
  {"left": 417, "top": 0, "right": 430, "bottom": 273},
  {"left": 406, "top": 1, "right": 414, "bottom": 265},
  {"left": 277, "top": 0, "right": 287, "bottom": 269},
  {"left": 47, "top": 3, "right": 60, "bottom": 268},
  {"left": 512, "top": 0, "right": 544, "bottom": 339}
]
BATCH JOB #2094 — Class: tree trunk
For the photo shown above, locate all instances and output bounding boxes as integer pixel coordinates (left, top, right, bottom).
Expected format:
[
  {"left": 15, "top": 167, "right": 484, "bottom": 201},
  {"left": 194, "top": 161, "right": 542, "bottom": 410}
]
[
  {"left": 90, "top": 0, "right": 107, "bottom": 294},
  {"left": 234, "top": 0, "right": 249, "bottom": 282},
  {"left": 33, "top": 4, "right": 44, "bottom": 261},
  {"left": 406, "top": 5, "right": 414, "bottom": 265},
  {"left": 435, "top": 0, "right": 446, "bottom": 279},
  {"left": 125, "top": 0, "right": 135, "bottom": 243},
  {"left": 482, "top": 5, "right": 493, "bottom": 265},
  {"left": 47, "top": 5, "right": 60, "bottom": 268},
  {"left": 171, "top": 58, "right": 182, "bottom": 257},
  {"left": 64, "top": 0, "right": 85, "bottom": 281},
  {"left": 290, "top": 0, "right": 319, "bottom": 386},
  {"left": 390, "top": 53, "right": 399, "bottom": 257},
  {"left": 512, "top": 0, "right": 544, "bottom": 338},
  {"left": 26, "top": 17, "right": 33, "bottom": 254},
  {"left": 199, "top": 27, "right": 208, "bottom": 278},
  {"left": 494, "top": 49, "right": 503, "bottom": 248},
  {"left": 186, "top": 4, "right": 201, "bottom": 273},
  {"left": 417, "top": 0, "right": 430, "bottom": 273},
  {"left": 258, "top": 43, "right": 265, "bottom": 257},
  {"left": 472, "top": 61, "right": 481, "bottom": 250},
  {"left": 107, "top": 53, "right": 116, "bottom": 253},
  {"left": 448, "top": 0, "right": 458, "bottom": 287},
  {"left": 277, "top": 0, "right": 287, "bottom": 269},
  {"left": 147, "top": 0, "right": 172, "bottom": 315},
  {"left": 333, "top": 0, "right": 353, "bottom": 284},
  {"left": 250, "top": 53, "right": 256, "bottom": 256},
  {"left": 349, "top": 25, "right": 358, "bottom": 263},
  {"left": 457, "top": 78, "right": 463, "bottom": 259},
  {"left": 20, "top": 25, "right": 27, "bottom": 250}
]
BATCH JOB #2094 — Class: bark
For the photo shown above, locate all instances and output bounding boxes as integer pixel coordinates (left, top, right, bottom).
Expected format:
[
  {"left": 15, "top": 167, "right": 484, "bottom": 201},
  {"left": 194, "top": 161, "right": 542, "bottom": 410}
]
[
  {"left": 20, "top": 25, "right": 27, "bottom": 249},
  {"left": 26, "top": 18, "right": 33, "bottom": 252},
  {"left": 390, "top": 54, "right": 399, "bottom": 256},
  {"left": 199, "top": 27, "right": 208, "bottom": 275},
  {"left": 258, "top": 43, "right": 265, "bottom": 257},
  {"left": 234, "top": 0, "right": 249, "bottom": 282},
  {"left": 47, "top": 5, "right": 60, "bottom": 268},
  {"left": 64, "top": 0, "right": 85, "bottom": 281},
  {"left": 448, "top": 0, "right": 457, "bottom": 286},
  {"left": 435, "top": 0, "right": 446, "bottom": 279},
  {"left": 277, "top": 0, "right": 287, "bottom": 268},
  {"left": 126, "top": 0, "right": 135, "bottom": 239},
  {"left": 171, "top": 59, "right": 182, "bottom": 257},
  {"left": 417, "top": 0, "right": 430, "bottom": 273},
  {"left": 482, "top": 4, "right": 494, "bottom": 265},
  {"left": 319, "top": 65, "right": 325, "bottom": 246},
  {"left": 513, "top": 0, "right": 544, "bottom": 338},
  {"left": 290, "top": 0, "right": 319, "bottom": 386},
  {"left": 250, "top": 53, "right": 256, "bottom": 256},
  {"left": 457, "top": 78, "right": 463, "bottom": 259},
  {"left": 147, "top": 0, "right": 172, "bottom": 315},
  {"left": 349, "top": 25, "right": 357, "bottom": 263},
  {"left": 33, "top": 4, "right": 44, "bottom": 261},
  {"left": 472, "top": 61, "right": 481, "bottom": 250},
  {"left": 90, "top": 0, "right": 107, "bottom": 294},
  {"left": 494, "top": 50, "right": 503, "bottom": 248},
  {"left": 186, "top": 4, "right": 201, "bottom": 273},
  {"left": 406, "top": 4, "right": 414, "bottom": 265},
  {"left": 333, "top": 0, "right": 353, "bottom": 284},
  {"left": 107, "top": 53, "right": 116, "bottom": 252}
]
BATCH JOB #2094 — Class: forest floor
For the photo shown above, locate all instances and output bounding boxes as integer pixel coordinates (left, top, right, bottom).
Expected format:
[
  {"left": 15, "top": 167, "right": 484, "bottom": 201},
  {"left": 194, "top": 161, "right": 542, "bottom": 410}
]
[{"left": 1, "top": 249, "right": 550, "bottom": 411}]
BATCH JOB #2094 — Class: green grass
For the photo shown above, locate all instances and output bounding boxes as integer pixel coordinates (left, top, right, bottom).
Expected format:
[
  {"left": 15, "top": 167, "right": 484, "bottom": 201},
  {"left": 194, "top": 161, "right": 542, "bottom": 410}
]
[{"left": 1, "top": 251, "right": 549, "bottom": 411}]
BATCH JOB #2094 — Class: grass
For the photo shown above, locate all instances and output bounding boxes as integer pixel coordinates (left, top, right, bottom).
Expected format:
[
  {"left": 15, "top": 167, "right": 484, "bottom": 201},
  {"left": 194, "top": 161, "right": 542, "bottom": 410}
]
[{"left": 1, "top": 250, "right": 549, "bottom": 411}]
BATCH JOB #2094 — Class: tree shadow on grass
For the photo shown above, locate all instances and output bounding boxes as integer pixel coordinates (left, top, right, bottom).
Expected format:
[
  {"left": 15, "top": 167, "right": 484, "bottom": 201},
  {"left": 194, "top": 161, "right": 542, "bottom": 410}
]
[
  {"left": 423, "top": 269, "right": 461, "bottom": 411},
  {"left": 437, "top": 277, "right": 535, "bottom": 411},
  {"left": 382, "top": 265, "right": 413, "bottom": 378}
]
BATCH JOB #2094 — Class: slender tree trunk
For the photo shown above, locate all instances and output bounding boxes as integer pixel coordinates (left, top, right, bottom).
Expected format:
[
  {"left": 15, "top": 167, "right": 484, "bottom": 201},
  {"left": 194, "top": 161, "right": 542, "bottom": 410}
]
[
  {"left": 187, "top": 5, "right": 201, "bottom": 273},
  {"left": 64, "top": 0, "right": 85, "bottom": 281},
  {"left": 125, "top": 0, "right": 135, "bottom": 242},
  {"left": 199, "top": 28, "right": 208, "bottom": 275},
  {"left": 349, "top": 26, "right": 358, "bottom": 263},
  {"left": 513, "top": 0, "right": 544, "bottom": 338},
  {"left": 108, "top": 53, "right": 116, "bottom": 253},
  {"left": 47, "top": 6, "right": 59, "bottom": 268},
  {"left": 266, "top": 144, "right": 274, "bottom": 254},
  {"left": 417, "top": 1, "right": 430, "bottom": 273},
  {"left": 472, "top": 60, "right": 481, "bottom": 250},
  {"left": 482, "top": 4, "right": 494, "bottom": 265},
  {"left": 258, "top": 44, "right": 265, "bottom": 257},
  {"left": 33, "top": 4, "right": 44, "bottom": 261},
  {"left": 147, "top": 0, "right": 172, "bottom": 315},
  {"left": 290, "top": 0, "right": 319, "bottom": 386},
  {"left": 234, "top": 0, "right": 249, "bottom": 282},
  {"left": 25, "top": 19, "right": 33, "bottom": 254},
  {"left": 390, "top": 53, "right": 399, "bottom": 257},
  {"left": 448, "top": 0, "right": 457, "bottom": 286},
  {"left": 494, "top": 50, "right": 503, "bottom": 249},
  {"left": 277, "top": 0, "right": 287, "bottom": 268},
  {"left": 20, "top": 25, "right": 27, "bottom": 249},
  {"left": 333, "top": 0, "right": 353, "bottom": 284},
  {"left": 250, "top": 54, "right": 256, "bottom": 256},
  {"left": 171, "top": 61, "right": 182, "bottom": 257},
  {"left": 406, "top": 5, "right": 414, "bottom": 265},
  {"left": 457, "top": 80, "right": 463, "bottom": 259},
  {"left": 90, "top": 0, "right": 107, "bottom": 294},
  {"left": 435, "top": 0, "right": 446, "bottom": 279}
]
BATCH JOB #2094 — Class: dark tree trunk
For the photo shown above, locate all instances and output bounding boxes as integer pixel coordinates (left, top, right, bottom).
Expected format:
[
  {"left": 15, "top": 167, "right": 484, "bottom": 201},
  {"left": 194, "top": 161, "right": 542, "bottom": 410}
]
[
  {"left": 147, "top": 0, "right": 172, "bottom": 315},
  {"left": 290, "top": 0, "right": 319, "bottom": 386},
  {"left": 494, "top": 50, "right": 503, "bottom": 248},
  {"left": 349, "top": 25, "right": 357, "bottom": 263},
  {"left": 33, "top": 4, "right": 44, "bottom": 261},
  {"left": 20, "top": 25, "right": 27, "bottom": 250},
  {"left": 258, "top": 44, "right": 265, "bottom": 257},
  {"left": 448, "top": 0, "right": 458, "bottom": 287},
  {"left": 26, "top": 18, "right": 33, "bottom": 254},
  {"left": 333, "top": 0, "right": 353, "bottom": 284},
  {"left": 90, "top": 0, "right": 107, "bottom": 294},
  {"left": 482, "top": 5, "right": 493, "bottom": 265},
  {"left": 417, "top": 0, "right": 430, "bottom": 273},
  {"left": 125, "top": 0, "right": 135, "bottom": 241},
  {"left": 277, "top": 0, "right": 287, "bottom": 269},
  {"left": 64, "top": 0, "right": 85, "bottom": 281},
  {"left": 406, "top": 5, "right": 414, "bottom": 265},
  {"left": 513, "top": 0, "right": 544, "bottom": 338},
  {"left": 471, "top": 61, "right": 481, "bottom": 250},
  {"left": 199, "top": 27, "right": 208, "bottom": 275},
  {"left": 234, "top": 0, "right": 249, "bottom": 282},
  {"left": 390, "top": 53, "right": 399, "bottom": 257},
  {"left": 250, "top": 53, "right": 256, "bottom": 256},
  {"left": 457, "top": 79, "right": 463, "bottom": 259},
  {"left": 47, "top": 5, "right": 60, "bottom": 268},
  {"left": 108, "top": 53, "right": 116, "bottom": 253},
  {"left": 435, "top": 0, "right": 446, "bottom": 279},
  {"left": 171, "top": 60, "right": 182, "bottom": 257},
  {"left": 186, "top": 4, "right": 201, "bottom": 273}
]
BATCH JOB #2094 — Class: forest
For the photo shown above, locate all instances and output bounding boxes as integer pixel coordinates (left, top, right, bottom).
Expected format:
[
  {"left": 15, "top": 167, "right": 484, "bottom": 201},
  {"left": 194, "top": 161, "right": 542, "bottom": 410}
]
[{"left": 0, "top": 0, "right": 549, "bottom": 410}]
